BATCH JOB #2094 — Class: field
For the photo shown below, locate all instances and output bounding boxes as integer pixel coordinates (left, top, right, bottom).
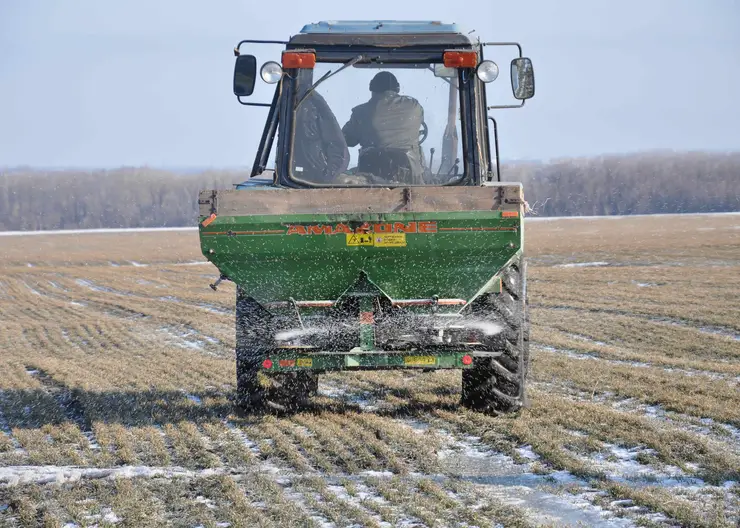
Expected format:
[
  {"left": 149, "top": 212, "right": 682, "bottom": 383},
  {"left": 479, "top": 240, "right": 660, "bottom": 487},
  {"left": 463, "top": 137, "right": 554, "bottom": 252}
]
[{"left": 0, "top": 213, "right": 738, "bottom": 527}]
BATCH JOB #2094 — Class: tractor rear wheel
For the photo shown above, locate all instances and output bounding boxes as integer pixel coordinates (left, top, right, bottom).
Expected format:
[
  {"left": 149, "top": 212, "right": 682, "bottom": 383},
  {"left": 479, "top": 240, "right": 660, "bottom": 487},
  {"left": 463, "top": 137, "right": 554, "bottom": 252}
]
[
  {"left": 235, "top": 287, "right": 314, "bottom": 412},
  {"left": 462, "top": 256, "right": 530, "bottom": 413}
]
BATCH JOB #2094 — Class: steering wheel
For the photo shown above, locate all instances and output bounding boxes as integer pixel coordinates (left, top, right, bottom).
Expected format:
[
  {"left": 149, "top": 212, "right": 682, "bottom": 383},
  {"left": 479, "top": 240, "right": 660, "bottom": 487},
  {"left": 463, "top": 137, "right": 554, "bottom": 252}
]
[{"left": 419, "top": 121, "right": 429, "bottom": 144}]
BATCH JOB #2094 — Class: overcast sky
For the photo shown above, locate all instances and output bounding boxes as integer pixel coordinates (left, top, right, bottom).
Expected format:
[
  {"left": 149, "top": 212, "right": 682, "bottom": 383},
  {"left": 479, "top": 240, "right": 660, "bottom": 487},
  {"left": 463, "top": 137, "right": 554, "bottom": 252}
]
[{"left": 1, "top": 1, "right": 739, "bottom": 168}]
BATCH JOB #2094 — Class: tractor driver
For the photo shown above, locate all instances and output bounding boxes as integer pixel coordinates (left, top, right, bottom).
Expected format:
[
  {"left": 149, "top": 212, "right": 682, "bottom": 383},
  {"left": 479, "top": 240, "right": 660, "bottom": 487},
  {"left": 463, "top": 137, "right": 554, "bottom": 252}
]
[{"left": 341, "top": 72, "right": 425, "bottom": 183}]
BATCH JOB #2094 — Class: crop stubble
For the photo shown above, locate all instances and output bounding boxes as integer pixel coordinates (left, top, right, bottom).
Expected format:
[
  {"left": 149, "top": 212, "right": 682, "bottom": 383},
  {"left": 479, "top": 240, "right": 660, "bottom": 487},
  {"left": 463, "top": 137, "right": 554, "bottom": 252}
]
[{"left": 0, "top": 213, "right": 738, "bottom": 527}]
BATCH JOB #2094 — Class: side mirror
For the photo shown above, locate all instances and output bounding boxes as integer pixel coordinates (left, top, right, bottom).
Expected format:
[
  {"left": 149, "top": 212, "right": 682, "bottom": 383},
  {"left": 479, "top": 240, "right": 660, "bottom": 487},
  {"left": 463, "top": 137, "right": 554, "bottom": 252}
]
[
  {"left": 233, "top": 55, "right": 257, "bottom": 97},
  {"left": 510, "top": 57, "right": 535, "bottom": 100}
]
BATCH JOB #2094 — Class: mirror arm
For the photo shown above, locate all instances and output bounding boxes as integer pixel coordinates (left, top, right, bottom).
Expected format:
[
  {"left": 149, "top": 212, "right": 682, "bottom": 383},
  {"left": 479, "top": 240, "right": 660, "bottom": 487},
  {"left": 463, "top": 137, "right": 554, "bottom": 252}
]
[
  {"left": 237, "top": 98, "right": 273, "bottom": 107},
  {"left": 234, "top": 39, "right": 289, "bottom": 56},
  {"left": 487, "top": 100, "right": 525, "bottom": 110}
]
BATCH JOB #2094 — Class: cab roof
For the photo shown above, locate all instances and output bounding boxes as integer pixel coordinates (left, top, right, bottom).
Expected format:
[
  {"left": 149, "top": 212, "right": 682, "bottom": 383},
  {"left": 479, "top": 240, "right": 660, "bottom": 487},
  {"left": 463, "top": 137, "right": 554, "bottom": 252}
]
[
  {"left": 289, "top": 20, "right": 473, "bottom": 48},
  {"left": 299, "top": 21, "right": 462, "bottom": 34}
]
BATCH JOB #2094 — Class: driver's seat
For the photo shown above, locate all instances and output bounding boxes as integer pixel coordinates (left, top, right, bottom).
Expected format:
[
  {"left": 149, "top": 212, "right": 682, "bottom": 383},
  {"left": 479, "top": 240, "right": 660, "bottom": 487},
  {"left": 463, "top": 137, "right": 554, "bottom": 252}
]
[{"left": 357, "top": 147, "right": 424, "bottom": 185}]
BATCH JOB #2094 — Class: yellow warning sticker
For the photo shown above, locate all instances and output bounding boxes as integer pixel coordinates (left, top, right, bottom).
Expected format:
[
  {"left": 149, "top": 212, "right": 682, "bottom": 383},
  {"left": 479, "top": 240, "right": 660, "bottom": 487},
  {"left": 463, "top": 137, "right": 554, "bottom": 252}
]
[
  {"left": 374, "top": 233, "right": 407, "bottom": 247},
  {"left": 296, "top": 357, "right": 313, "bottom": 368},
  {"left": 346, "top": 233, "right": 374, "bottom": 246}
]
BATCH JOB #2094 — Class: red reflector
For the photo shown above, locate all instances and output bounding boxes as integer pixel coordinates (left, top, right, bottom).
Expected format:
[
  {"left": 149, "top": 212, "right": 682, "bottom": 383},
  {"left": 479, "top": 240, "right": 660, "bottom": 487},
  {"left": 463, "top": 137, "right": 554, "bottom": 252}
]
[
  {"left": 201, "top": 213, "right": 217, "bottom": 227},
  {"left": 462, "top": 355, "right": 473, "bottom": 365},
  {"left": 262, "top": 359, "right": 273, "bottom": 369},
  {"left": 282, "top": 52, "right": 316, "bottom": 69},
  {"left": 359, "top": 311, "right": 374, "bottom": 324},
  {"left": 443, "top": 51, "right": 478, "bottom": 68},
  {"left": 502, "top": 211, "right": 519, "bottom": 218}
]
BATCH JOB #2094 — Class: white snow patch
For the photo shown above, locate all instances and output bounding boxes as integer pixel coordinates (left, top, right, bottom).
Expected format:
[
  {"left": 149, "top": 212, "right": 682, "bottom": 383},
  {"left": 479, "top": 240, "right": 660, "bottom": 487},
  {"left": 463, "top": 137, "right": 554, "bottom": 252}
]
[
  {"left": 566, "top": 333, "right": 610, "bottom": 347},
  {"left": 223, "top": 420, "right": 262, "bottom": 456},
  {"left": 194, "top": 495, "right": 217, "bottom": 509},
  {"left": 632, "top": 281, "right": 659, "bottom": 288},
  {"left": 173, "top": 261, "right": 213, "bottom": 266},
  {"left": 26, "top": 263, "right": 34, "bottom": 268},
  {"left": 0, "top": 465, "right": 225, "bottom": 486},
  {"left": 555, "top": 261, "right": 610, "bottom": 268},
  {"left": 102, "top": 509, "right": 121, "bottom": 524},
  {"left": 651, "top": 317, "right": 740, "bottom": 341},
  {"left": 516, "top": 445, "right": 540, "bottom": 461},
  {"left": 129, "top": 261, "right": 148, "bottom": 267},
  {"left": 524, "top": 211, "right": 740, "bottom": 222},
  {"left": 361, "top": 470, "right": 395, "bottom": 478},
  {"left": 620, "top": 402, "right": 740, "bottom": 450},
  {"left": 584, "top": 443, "right": 697, "bottom": 484},
  {"left": 426, "top": 428, "right": 644, "bottom": 525},
  {"left": 0, "top": 227, "right": 197, "bottom": 237},
  {"left": 83, "top": 431, "right": 100, "bottom": 451},
  {"left": 197, "top": 303, "right": 233, "bottom": 316},
  {"left": 74, "top": 279, "right": 126, "bottom": 296},
  {"left": 185, "top": 393, "right": 202, "bottom": 405},
  {"left": 535, "top": 343, "right": 730, "bottom": 380},
  {"left": 48, "top": 280, "right": 65, "bottom": 290},
  {"left": 23, "top": 282, "right": 41, "bottom": 296},
  {"left": 155, "top": 326, "right": 220, "bottom": 353},
  {"left": 318, "top": 382, "right": 378, "bottom": 411}
]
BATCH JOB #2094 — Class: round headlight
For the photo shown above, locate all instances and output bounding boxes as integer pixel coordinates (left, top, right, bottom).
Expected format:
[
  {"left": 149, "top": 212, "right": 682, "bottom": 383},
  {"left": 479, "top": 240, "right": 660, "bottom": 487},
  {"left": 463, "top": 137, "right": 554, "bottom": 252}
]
[
  {"left": 477, "top": 60, "right": 499, "bottom": 83},
  {"left": 260, "top": 61, "right": 283, "bottom": 84}
]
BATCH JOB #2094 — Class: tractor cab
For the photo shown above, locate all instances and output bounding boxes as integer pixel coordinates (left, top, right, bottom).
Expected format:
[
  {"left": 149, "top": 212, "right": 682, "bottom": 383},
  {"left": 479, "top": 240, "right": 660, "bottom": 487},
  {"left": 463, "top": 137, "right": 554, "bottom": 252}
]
[{"left": 232, "top": 21, "right": 535, "bottom": 188}]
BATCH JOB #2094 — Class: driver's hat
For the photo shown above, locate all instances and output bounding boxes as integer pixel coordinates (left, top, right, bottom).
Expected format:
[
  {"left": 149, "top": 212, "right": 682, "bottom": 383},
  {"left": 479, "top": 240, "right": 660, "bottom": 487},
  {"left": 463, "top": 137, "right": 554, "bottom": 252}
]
[{"left": 369, "top": 72, "right": 400, "bottom": 93}]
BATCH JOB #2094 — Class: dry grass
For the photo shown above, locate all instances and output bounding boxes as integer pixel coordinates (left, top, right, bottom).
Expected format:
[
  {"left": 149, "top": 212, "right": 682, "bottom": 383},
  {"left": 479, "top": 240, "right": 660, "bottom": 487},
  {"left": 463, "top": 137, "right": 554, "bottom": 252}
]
[{"left": 0, "top": 213, "right": 739, "bottom": 527}]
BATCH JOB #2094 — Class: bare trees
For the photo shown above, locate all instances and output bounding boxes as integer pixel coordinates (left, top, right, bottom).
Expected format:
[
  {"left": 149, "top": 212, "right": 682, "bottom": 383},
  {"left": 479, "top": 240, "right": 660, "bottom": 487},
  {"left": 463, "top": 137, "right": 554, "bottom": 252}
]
[
  {"left": 503, "top": 151, "right": 740, "bottom": 217},
  {"left": 0, "top": 168, "right": 240, "bottom": 231},
  {"left": 0, "top": 151, "right": 737, "bottom": 231}
]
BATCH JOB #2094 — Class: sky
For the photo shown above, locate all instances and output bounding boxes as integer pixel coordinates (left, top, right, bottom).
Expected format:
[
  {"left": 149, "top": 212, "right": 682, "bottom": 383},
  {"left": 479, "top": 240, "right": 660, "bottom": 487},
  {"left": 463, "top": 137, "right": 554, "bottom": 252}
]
[{"left": 0, "top": 0, "right": 739, "bottom": 168}]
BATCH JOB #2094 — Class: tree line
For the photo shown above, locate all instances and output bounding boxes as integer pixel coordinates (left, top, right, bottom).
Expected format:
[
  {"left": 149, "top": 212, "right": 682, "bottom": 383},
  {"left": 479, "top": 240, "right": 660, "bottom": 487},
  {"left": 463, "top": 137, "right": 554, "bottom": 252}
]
[
  {"left": 504, "top": 151, "right": 739, "bottom": 217},
  {"left": 0, "top": 151, "right": 737, "bottom": 231}
]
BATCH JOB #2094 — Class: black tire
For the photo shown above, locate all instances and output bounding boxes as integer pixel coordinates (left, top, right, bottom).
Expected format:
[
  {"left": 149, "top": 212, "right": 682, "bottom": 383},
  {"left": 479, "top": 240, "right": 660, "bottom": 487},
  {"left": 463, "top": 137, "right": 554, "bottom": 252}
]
[
  {"left": 235, "top": 287, "right": 313, "bottom": 412},
  {"left": 462, "top": 256, "right": 530, "bottom": 413}
]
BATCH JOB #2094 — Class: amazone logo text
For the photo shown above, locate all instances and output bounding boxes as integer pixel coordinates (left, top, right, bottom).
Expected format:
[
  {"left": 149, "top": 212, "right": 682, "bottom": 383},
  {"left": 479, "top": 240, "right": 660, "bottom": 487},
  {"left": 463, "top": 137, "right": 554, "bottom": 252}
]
[{"left": 286, "top": 221, "right": 437, "bottom": 236}]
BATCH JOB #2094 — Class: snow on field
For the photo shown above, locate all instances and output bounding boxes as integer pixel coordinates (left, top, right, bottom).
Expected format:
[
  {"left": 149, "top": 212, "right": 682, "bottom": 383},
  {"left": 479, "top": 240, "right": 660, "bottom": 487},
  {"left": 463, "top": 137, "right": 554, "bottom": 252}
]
[
  {"left": 534, "top": 343, "right": 736, "bottom": 381},
  {"left": 0, "top": 464, "right": 225, "bottom": 486},
  {"left": 154, "top": 326, "right": 221, "bottom": 353},
  {"left": 555, "top": 261, "right": 610, "bottom": 268},
  {"left": 318, "top": 382, "right": 378, "bottom": 411},
  {"left": 525, "top": 211, "right": 740, "bottom": 222},
  {"left": 575, "top": 443, "right": 703, "bottom": 486},
  {"left": 0, "top": 227, "right": 197, "bottom": 237},
  {"left": 315, "top": 388, "right": 635, "bottom": 526},
  {"left": 75, "top": 278, "right": 127, "bottom": 296},
  {"left": 431, "top": 428, "right": 633, "bottom": 527},
  {"left": 650, "top": 316, "right": 740, "bottom": 341},
  {"left": 173, "top": 261, "right": 212, "bottom": 266},
  {"left": 22, "top": 282, "right": 41, "bottom": 295}
]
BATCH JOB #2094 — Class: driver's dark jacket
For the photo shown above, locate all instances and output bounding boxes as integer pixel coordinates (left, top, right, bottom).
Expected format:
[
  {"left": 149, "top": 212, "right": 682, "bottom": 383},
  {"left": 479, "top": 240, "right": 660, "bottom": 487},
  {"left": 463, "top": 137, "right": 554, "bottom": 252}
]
[
  {"left": 292, "top": 92, "right": 350, "bottom": 183},
  {"left": 342, "top": 91, "right": 424, "bottom": 181}
]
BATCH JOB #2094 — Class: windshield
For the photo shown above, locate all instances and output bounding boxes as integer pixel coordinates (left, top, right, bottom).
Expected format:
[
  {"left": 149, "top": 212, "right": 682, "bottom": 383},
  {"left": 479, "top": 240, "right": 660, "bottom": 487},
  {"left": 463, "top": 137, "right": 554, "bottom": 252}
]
[{"left": 288, "top": 63, "right": 465, "bottom": 186}]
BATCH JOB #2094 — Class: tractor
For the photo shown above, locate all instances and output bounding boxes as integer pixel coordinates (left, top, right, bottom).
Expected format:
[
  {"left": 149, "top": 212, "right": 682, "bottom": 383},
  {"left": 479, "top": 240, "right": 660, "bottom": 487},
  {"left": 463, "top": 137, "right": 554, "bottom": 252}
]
[{"left": 198, "top": 20, "right": 535, "bottom": 412}]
